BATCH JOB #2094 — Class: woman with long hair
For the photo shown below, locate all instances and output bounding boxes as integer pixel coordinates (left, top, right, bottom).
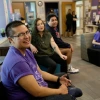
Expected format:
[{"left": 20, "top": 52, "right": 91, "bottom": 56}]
[{"left": 31, "top": 18, "right": 68, "bottom": 74}]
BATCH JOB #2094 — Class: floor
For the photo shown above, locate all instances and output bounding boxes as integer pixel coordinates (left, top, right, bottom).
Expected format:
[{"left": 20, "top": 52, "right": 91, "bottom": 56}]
[{"left": 62, "top": 35, "right": 100, "bottom": 100}]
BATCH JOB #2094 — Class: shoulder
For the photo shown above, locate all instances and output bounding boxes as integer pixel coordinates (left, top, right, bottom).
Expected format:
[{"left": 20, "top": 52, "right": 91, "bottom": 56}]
[
  {"left": 46, "top": 32, "right": 52, "bottom": 36},
  {"left": 26, "top": 49, "right": 35, "bottom": 58},
  {"left": 95, "top": 31, "right": 100, "bottom": 35}
]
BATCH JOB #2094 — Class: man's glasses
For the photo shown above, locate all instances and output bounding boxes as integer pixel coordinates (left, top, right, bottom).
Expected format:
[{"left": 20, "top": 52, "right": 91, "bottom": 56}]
[{"left": 10, "top": 30, "right": 31, "bottom": 38}]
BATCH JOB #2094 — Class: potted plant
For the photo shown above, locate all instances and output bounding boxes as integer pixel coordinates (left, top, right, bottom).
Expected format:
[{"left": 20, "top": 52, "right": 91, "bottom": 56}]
[{"left": 1, "top": 29, "right": 5, "bottom": 37}]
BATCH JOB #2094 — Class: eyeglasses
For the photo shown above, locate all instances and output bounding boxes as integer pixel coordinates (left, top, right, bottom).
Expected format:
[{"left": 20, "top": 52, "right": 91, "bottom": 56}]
[{"left": 10, "top": 30, "right": 31, "bottom": 38}]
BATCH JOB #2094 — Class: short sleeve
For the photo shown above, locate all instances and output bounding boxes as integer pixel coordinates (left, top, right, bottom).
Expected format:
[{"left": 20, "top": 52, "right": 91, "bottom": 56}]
[
  {"left": 94, "top": 32, "right": 99, "bottom": 41},
  {"left": 10, "top": 62, "right": 33, "bottom": 84},
  {"left": 47, "top": 32, "right": 52, "bottom": 39}
]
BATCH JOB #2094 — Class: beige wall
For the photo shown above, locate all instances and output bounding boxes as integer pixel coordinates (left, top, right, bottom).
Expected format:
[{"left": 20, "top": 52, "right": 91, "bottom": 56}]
[{"left": 12, "top": 0, "right": 73, "bottom": 34}]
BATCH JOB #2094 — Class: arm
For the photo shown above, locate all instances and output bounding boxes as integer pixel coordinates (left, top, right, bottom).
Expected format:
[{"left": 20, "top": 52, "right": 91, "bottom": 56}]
[
  {"left": 50, "top": 37, "right": 67, "bottom": 60},
  {"left": 37, "top": 66, "right": 71, "bottom": 87},
  {"left": 92, "top": 39, "right": 100, "bottom": 45},
  {"left": 18, "top": 68, "right": 68, "bottom": 97},
  {"left": 18, "top": 75, "right": 63, "bottom": 97},
  {"left": 70, "top": 44, "right": 74, "bottom": 52}
]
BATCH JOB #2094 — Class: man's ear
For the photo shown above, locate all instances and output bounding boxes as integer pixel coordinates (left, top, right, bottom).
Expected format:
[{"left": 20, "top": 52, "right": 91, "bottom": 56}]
[{"left": 8, "top": 37, "right": 14, "bottom": 43}]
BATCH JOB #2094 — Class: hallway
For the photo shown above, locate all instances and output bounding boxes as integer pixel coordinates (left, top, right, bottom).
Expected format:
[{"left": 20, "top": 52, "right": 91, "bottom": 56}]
[{"left": 62, "top": 36, "right": 100, "bottom": 100}]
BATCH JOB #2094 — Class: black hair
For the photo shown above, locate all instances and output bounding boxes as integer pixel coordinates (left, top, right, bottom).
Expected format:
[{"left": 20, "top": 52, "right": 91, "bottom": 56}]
[
  {"left": 46, "top": 13, "right": 58, "bottom": 21},
  {"left": 97, "top": 26, "right": 100, "bottom": 32},
  {"left": 20, "top": 17, "right": 25, "bottom": 21},
  {"left": 32, "top": 18, "right": 46, "bottom": 33},
  {"left": 5, "top": 21, "right": 24, "bottom": 37},
  {"left": 31, "top": 18, "right": 48, "bottom": 44}
]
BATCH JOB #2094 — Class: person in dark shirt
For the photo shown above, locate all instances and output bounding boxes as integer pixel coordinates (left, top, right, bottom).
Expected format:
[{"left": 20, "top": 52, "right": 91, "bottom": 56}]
[
  {"left": 65, "top": 9, "right": 73, "bottom": 37},
  {"left": 46, "top": 13, "right": 79, "bottom": 74},
  {"left": 20, "top": 17, "right": 29, "bottom": 29},
  {"left": 72, "top": 11, "right": 77, "bottom": 36}
]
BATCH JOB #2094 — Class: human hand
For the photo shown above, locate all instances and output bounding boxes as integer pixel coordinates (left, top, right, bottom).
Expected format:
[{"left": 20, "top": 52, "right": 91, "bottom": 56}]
[
  {"left": 60, "top": 54, "right": 67, "bottom": 60},
  {"left": 30, "top": 44, "right": 38, "bottom": 53},
  {"left": 73, "top": 18, "right": 77, "bottom": 21},
  {"left": 59, "top": 74, "right": 71, "bottom": 87},
  {"left": 59, "top": 84, "right": 68, "bottom": 94}
]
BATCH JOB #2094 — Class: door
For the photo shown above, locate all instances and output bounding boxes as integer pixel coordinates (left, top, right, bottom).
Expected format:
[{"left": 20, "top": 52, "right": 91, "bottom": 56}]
[
  {"left": 62, "top": 2, "right": 75, "bottom": 35},
  {"left": 12, "top": 2, "right": 25, "bottom": 19}
]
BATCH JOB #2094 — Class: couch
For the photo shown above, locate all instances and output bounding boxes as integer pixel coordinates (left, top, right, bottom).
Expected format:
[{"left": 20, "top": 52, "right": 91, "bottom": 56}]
[
  {"left": 81, "top": 33, "right": 100, "bottom": 66},
  {"left": 81, "top": 33, "right": 94, "bottom": 61}
]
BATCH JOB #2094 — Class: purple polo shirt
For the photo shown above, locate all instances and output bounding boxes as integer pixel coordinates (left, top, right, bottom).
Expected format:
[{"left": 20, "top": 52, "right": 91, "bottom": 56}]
[
  {"left": 1, "top": 46, "right": 48, "bottom": 100},
  {"left": 93, "top": 31, "right": 100, "bottom": 42}
]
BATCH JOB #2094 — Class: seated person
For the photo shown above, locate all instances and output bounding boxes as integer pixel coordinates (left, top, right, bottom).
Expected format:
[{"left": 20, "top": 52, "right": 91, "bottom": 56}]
[
  {"left": 20, "top": 17, "right": 29, "bottom": 28},
  {"left": 45, "top": 13, "right": 79, "bottom": 73},
  {"left": 1, "top": 21, "right": 82, "bottom": 100},
  {"left": 31, "top": 18, "right": 68, "bottom": 74},
  {"left": 92, "top": 27, "right": 100, "bottom": 49}
]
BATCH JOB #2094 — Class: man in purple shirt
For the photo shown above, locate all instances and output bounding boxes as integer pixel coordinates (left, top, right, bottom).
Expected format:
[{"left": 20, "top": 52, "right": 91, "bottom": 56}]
[
  {"left": 92, "top": 27, "right": 100, "bottom": 49},
  {"left": 1, "top": 21, "right": 82, "bottom": 100}
]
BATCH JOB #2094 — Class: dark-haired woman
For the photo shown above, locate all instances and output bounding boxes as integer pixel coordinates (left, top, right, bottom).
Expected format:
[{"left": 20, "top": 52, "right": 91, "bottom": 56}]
[{"left": 31, "top": 18, "right": 68, "bottom": 74}]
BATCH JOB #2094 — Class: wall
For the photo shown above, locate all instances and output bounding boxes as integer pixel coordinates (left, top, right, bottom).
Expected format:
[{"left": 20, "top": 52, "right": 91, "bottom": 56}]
[
  {"left": 0, "top": 0, "right": 6, "bottom": 29},
  {"left": 91, "top": 0, "right": 99, "bottom": 22},
  {"left": 12, "top": 0, "right": 73, "bottom": 34},
  {"left": 0, "top": 0, "right": 12, "bottom": 29}
]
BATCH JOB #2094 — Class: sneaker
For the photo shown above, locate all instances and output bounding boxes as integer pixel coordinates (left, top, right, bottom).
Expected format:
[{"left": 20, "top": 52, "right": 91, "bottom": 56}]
[{"left": 68, "top": 66, "right": 79, "bottom": 74}]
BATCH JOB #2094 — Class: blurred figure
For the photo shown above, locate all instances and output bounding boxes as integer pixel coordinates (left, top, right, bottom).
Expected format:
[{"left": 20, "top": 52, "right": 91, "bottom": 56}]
[
  {"left": 72, "top": 11, "right": 77, "bottom": 36},
  {"left": 20, "top": 17, "right": 29, "bottom": 29},
  {"left": 65, "top": 9, "right": 73, "bottom": 37}
]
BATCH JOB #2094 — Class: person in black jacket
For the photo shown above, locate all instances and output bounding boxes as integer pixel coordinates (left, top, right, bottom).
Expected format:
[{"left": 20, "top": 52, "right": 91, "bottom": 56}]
[
  {"left": 46, "top": 13, "right": 79, "bottom": 74},
  {"left": 72, "top": 11, "right": 77, "bottom": 36},
  {"left": 65, "top": 9, "right": 73, "bottom": 37}
]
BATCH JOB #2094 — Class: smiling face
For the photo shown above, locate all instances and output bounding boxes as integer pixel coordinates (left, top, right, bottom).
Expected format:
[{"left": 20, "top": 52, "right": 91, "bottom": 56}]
[
  {"left": 47, "top": 16, "right": 58, "bottom": 28},
  {"left": 9, "top": 25, "right": 31, "bottom": 50},
  {"left": 36, "top": 20, "right": 45, "bottom": 32}
]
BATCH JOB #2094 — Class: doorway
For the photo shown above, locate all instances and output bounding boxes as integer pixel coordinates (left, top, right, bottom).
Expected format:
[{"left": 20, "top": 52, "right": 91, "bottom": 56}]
[
  {"left": 44, "top": 2, "right": 59, "bottom": 30},
  {"left": 62, "top": 2, "right": 75, "bottom": 35}
]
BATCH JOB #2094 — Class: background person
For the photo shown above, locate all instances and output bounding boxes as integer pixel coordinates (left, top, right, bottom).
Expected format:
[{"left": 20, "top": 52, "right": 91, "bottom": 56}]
[
  {"left": 20, "top": 17, "right": 29, "bottom": 29},
  {"left": 72, "top": 11, "right": 77, "bottom": 36},
  {"left": 46, "top": 13, "right": 79, "bottom": 74},
  {"left": 65, "top": 9, "right": 73, "bottom": 37}
]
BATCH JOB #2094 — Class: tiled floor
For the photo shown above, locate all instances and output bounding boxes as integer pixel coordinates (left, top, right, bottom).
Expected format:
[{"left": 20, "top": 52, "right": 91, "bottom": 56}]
[{"left": 62, "top": 35, "right": 100, "bottom": 100}]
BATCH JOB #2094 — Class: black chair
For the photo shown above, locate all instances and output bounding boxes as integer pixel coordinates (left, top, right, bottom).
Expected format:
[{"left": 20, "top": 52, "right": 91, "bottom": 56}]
[{"left": 0, "top": 81, "right": 8, "bottom": 99}]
